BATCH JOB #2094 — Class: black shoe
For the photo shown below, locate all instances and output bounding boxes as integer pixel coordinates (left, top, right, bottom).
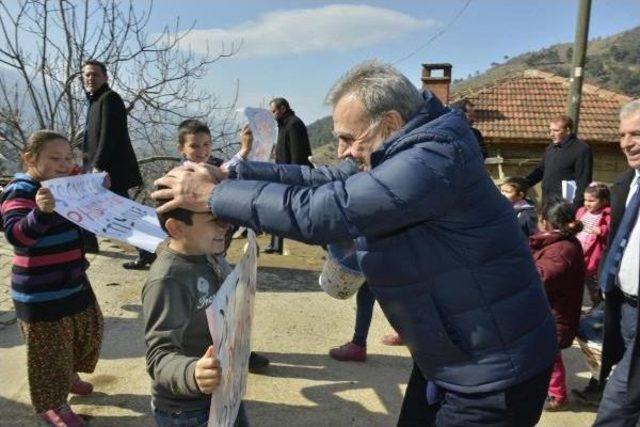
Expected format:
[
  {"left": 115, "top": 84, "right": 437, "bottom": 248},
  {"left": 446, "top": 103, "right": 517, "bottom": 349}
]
[
  {"left": 84, "top": 242, "right": 100, "bottom": 254},
  {"left": 122, "top": 254, "right": 157, "bottom": 270},
  {"left": 571, "top": 378, "right": 603, "bottom": 406},
  {"left": 262, "top": 247, "right": 282, "bottom": 255},
  {"left": 248, "top": 351, "right": 270, "bottom": 374},
  {"left": 82, "top": 232, "right": 100, "bottom": 253}
]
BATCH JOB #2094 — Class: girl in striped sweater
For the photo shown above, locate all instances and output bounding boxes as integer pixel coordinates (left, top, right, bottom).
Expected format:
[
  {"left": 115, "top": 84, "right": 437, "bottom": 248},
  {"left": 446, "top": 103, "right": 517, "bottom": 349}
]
[{"left": 0, "top": 130, "right": 102, "bottom": 427}]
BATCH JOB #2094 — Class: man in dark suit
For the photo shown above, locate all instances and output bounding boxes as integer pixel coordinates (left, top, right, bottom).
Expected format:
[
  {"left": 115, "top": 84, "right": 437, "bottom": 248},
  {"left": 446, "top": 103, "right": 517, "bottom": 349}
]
[
  {"left": 81, "top": 60, "right": 153, "bottom": 268},
  {"left": 525, "top": 115, "right": 593, "bottom": 208},
  {"left": 594, "top": 99, "right": 640, "bottom": 426},
  {"left": 263, "top": 97, "right": 313, "bottom": 254}
]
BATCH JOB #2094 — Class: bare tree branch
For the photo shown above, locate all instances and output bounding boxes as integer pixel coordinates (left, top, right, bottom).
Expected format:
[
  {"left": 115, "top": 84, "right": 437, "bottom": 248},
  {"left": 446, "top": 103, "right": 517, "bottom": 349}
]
[
  {"left": 137, "top": 155, "right": 181, "bottom": 165},
  {"left": 0, "top": 0, "right": 239, "bottom": 177}
]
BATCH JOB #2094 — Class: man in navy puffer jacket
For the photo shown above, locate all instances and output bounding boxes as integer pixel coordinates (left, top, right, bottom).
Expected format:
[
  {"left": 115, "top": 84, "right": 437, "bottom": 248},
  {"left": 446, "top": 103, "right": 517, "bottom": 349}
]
[{"left": 154, "top": 61, "right": 557, "bottom": 426}]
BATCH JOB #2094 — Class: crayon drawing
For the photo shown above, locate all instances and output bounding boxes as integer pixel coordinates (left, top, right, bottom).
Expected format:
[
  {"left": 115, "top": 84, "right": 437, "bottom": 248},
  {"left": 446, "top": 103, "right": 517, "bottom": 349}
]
[{"left": 206, "top": 231, "right": 258, "bottom": 427}]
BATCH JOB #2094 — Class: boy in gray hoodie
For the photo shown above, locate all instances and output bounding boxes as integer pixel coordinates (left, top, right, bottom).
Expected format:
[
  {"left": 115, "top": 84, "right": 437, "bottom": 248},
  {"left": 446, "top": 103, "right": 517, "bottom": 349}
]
[{"left": 142, "top": 197, "right": 249, "bottom": 426}]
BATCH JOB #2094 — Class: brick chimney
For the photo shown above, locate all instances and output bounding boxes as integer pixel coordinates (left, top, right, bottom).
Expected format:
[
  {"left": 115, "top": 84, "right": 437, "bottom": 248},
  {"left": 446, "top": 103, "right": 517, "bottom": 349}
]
[{"left": 421, "top": 63, "right": 452, "bottom": 105}]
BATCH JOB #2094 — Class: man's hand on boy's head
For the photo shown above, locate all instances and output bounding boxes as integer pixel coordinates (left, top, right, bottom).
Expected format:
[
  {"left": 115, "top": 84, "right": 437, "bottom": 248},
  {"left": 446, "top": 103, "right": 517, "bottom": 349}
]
[
  {"left": 152, "top": 163, "right": 217, "bottom": 214},
  {"left": 195, "top": 346, "right": 221, "bottom": 394}
]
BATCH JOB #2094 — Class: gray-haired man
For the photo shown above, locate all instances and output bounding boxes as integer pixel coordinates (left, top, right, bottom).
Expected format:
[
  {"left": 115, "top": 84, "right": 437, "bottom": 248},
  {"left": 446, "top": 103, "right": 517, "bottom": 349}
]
[
  {"left": 594, "top": 100, "right": 640, "bottom": 426},
  {"left": 152, "top": 61, "right": 556, "bottom": 425}
]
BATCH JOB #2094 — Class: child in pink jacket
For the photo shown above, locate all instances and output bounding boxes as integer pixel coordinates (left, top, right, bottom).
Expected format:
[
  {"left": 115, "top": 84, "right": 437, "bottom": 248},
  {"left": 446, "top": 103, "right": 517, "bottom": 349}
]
[{"left": 575, "top": 182, "right": 611, "bottom": 308}]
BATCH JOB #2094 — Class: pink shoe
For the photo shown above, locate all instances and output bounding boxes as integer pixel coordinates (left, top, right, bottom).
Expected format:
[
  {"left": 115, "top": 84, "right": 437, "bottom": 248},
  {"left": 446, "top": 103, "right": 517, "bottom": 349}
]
[
  {"left": 41, "top": 409, "right": 66, "bottom": 427},
  {"left": 41, "top": 404, "right": 85, "bottom": 427},
  {"left": 544, "top": 396, "right": 568, "bottom": 411},
  {"left": 381, "top": 331, "right": 404, "bottom": 346},
  {"left": 70, "top": 374, "right": 93, "bottom": 395},
  {"left": 329, "top": 342, "right": 366, "bottom": 362}
]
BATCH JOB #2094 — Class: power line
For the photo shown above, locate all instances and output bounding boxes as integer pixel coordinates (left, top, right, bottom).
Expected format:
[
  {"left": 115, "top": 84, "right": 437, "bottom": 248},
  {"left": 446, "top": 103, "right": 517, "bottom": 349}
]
[{"left": 392, "top": 0, "right": 473, "bottom": 65}]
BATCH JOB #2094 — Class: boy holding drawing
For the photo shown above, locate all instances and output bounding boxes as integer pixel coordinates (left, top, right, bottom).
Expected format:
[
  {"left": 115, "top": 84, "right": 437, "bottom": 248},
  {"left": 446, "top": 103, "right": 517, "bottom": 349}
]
[{"left": 142, "top": 194, "right": 250, "bottom": 426}]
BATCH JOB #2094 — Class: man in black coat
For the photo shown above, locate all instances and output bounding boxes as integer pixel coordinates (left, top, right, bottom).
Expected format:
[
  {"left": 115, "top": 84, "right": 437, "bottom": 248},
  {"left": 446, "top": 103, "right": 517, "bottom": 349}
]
[
  {"left": 81, "top": 60, "right": 153, "bottom": 268},
  {"left": 525, "top": 114, "right": 593, "bottom": 208},
  {"left": 263, "top": 97, "right": 313, "bottom": 254},
  {"left": 593, "top": 99, "right": 640, "bottom": 426}
]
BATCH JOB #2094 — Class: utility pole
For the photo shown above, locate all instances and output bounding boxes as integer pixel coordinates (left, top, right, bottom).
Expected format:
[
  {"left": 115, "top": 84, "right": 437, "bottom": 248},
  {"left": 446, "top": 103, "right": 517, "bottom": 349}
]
[{"left": 566, "top": 0, "right": 592, "bottom": 133}]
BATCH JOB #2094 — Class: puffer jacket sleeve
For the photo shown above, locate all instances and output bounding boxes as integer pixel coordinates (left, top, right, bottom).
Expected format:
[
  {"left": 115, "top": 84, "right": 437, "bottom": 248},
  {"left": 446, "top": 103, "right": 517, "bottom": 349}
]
[
  {"left": 236, "top": 158, "right": 359, "bottom": 187},
  {"left": 211, "top": 143, "right": 461, "bottom": 244}
]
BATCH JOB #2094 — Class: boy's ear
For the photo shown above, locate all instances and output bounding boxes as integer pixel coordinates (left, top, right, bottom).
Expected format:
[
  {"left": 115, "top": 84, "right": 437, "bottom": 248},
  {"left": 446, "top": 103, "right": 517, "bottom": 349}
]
[{"left": 164, "top": 218, "right": 184, "bottom": 238}]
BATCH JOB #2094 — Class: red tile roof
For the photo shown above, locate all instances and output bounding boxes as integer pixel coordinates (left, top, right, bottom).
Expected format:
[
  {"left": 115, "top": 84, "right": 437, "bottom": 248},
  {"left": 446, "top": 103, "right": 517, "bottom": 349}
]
[{"left": 452, "top": 70, "right": 633, "bottom": 144}]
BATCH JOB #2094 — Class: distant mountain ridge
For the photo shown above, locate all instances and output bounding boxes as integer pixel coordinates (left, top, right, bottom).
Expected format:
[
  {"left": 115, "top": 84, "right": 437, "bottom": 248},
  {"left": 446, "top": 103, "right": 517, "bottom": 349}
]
[
  {"left": 307, "top": 25, "right": 640, "bottom": 165},
  {"left": 307, "top": 116, "right": 333, "bottom": 149},
  {"left": 452, "top": 25, "right": 640, "bottom": 97},
  {"left": 307, "top": 116, "right": 337, "bottom": 166}
]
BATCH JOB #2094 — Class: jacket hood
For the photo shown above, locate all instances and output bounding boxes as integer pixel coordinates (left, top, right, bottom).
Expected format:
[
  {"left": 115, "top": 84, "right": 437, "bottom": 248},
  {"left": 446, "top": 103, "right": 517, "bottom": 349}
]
[
  {"left": 370, "top": 90, "right": 466, "bottom": 167},
  {"left": 529, "top": 230, "right": 572, "bottom": 250},
  {"left": 514, "top": 198, "right": 536, "bottom": 213}
]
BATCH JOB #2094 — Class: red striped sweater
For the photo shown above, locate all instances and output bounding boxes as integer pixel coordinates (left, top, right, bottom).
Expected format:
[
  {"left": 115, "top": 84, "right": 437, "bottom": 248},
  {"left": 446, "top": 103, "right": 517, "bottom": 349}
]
[{"left": 0, "top": 173, "right": 94, "bottom": 322}]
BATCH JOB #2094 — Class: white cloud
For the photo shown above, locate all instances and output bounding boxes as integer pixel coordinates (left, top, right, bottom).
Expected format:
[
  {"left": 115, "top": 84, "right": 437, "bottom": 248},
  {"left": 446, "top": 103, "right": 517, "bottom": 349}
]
[{"left": 177, "top": 5, "right": 438, "bottom": 58}]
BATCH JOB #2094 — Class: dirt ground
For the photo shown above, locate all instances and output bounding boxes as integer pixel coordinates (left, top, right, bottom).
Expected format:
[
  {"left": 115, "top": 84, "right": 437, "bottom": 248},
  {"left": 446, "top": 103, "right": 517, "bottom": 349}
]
[{"left": 0, "top": 234, "right": 598, "bottom": 426}]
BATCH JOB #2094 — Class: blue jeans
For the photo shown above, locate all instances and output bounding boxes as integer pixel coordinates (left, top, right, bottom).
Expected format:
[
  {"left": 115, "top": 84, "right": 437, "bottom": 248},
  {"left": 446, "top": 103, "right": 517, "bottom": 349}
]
[
  {"left": 594, "top": 301, "right": 640, "bottom": 426},
  {"left": 352, "top": 282, "right": 375, "bottom": 347},
  {"left": 153, "top": 403, "right": 249, "bottom": 427}
]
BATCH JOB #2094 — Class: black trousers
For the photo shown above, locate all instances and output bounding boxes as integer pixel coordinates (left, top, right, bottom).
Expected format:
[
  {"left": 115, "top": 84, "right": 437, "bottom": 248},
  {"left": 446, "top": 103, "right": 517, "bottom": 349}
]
[
  {"left": 397, "top": 363, "right": 552, "bottom": 426},
  {"left": 594, "top": 301, "right": 640, "bottom": 426},
  {"left": 268, "top": 234, "right": 283, "bottom": 254}
]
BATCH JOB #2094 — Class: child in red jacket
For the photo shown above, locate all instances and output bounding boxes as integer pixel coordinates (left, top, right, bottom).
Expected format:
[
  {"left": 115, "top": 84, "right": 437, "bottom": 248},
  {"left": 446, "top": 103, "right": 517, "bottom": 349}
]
[
  {"left": 530, "top": 198, "right": 586, "bottom": 411},
  {"left": 575, "top": 182, "right": 611, "bottom": 308}
]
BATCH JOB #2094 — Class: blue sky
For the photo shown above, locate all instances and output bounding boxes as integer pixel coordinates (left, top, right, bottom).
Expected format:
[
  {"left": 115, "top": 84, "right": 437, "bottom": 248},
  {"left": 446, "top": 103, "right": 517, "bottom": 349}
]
[{"left": 95, "top": 1, "right": 640, "bottom": 123}]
